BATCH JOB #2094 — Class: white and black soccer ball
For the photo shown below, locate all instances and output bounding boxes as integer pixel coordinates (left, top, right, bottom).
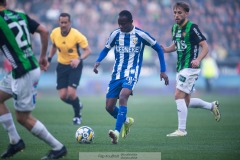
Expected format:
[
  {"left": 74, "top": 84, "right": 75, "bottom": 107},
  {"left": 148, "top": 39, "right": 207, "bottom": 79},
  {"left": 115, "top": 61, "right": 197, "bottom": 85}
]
[{"left": 75, "top": 126, "right": 94, "bottom": 144}]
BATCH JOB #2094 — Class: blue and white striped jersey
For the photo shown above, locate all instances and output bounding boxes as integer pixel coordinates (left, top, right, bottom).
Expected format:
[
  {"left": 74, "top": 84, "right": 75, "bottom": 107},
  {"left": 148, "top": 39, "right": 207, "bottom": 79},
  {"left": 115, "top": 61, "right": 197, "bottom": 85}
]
[{"left": 105, "top": 26, "right": 157, "bottom": 81}]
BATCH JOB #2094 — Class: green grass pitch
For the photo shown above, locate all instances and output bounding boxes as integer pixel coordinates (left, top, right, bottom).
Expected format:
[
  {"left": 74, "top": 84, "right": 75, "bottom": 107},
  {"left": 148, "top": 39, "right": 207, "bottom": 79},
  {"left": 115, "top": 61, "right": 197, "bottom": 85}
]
[{"left": 0, "top": 94, "right": 239, "bottom": 160}]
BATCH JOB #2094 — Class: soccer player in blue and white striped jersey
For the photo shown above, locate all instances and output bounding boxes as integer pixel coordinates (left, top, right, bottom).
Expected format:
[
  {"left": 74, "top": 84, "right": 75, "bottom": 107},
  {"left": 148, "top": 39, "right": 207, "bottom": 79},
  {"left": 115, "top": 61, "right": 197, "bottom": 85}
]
[{"left": 93, "top": 10, "right": 169, "bottom": 144}]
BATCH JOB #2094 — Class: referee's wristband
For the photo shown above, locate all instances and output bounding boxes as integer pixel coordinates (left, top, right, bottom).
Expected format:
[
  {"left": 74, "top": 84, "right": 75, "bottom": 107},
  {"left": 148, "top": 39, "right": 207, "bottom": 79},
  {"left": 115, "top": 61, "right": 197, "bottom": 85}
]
[{"left": 47, "top": 57, "right": 52, "bottom": 63}]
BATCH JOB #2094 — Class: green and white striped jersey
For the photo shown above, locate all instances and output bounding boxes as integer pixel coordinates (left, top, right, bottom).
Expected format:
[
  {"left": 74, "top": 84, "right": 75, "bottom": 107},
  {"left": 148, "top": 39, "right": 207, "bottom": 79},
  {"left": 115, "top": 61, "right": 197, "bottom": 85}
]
[
  {"left": 0, "top": 9, "right": 39, "bottom": 78},
  {"left": 172, "top": 21, "right": 206, "bottom": 72}
]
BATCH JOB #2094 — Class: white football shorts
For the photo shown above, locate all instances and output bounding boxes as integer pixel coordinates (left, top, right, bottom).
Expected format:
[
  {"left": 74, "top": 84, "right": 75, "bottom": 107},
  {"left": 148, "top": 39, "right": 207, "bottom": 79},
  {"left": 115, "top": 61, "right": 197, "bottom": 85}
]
[
  {"left": 0, "top": 68, "right": 40, "bottom": 111},
  {"left": 176, "top": 68, "right": 201, "bottom": 94}
]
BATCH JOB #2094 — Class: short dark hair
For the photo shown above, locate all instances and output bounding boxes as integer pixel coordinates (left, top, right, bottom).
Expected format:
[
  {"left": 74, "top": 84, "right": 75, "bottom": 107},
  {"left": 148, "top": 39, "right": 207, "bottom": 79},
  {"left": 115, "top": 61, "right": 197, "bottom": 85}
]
[
  {"left": 119, "top": 10, "right": 133, "bottom": 22},
  {"left": 59, "top": 13, "right": 71, "bottom": 21},
  {"left": 173, "top": 1, "right": 190, "bottom": 12},
  {"left": 0, "top": 0, "right": 6, "bottom": 6}
]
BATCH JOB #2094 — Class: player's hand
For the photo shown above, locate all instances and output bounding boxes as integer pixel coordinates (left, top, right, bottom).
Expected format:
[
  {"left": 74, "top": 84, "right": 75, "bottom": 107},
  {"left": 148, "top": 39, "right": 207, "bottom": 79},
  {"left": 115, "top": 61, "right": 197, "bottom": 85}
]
[
  {"left": 191, "top": 59, "right": 200, "bottom": 68},
  {"left": 70, "top": 59, "right": 80, "bottom": 68},
  {"left": 160, "top": 45, "right": 166, "bottom": 52},
  {"left": 160, "top": 72, "right": 169, "bottom": 86},
  {"left": 39, "top": 57, "right": 48, "bottom": 71},
  {"left": 93, "top": 62, "right": 100, "bottom": 74}
]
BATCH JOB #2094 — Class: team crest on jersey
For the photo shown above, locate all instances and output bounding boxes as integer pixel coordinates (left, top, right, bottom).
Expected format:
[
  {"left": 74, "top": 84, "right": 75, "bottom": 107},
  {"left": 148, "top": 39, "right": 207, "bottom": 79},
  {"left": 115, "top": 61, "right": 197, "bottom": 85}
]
[
  {"left": 119, "top": 39, "right": 124, "bottom": 45},
  {"left": 132, "top": 37, "right": 138, "bottom": 44},
  {"left": 176, "top": 30, "right": 182, "bottom": 38}
]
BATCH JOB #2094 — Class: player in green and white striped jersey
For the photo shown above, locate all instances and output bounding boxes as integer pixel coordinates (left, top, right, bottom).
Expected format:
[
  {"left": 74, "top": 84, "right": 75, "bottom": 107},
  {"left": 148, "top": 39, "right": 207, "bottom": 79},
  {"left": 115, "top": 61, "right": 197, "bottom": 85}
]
[
  {"left": 0, "top": 0, "right": 67, "bottom": 159},
  {"left": 161, "top": 1, "right": 221, "bottom": 137}
]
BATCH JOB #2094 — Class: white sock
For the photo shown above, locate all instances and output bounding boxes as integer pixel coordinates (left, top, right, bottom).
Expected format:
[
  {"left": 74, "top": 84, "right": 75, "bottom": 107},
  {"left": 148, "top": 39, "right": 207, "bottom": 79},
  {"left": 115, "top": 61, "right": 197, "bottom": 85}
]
[
  {"left": 0, "top": 113, "right": 21, "bottom": 144},
  {"left": 176, "top": 99, "right": 188, "bottom": 131},
  {"left": 31, "top": 120, "right": 63, "bottom": 150},
  {"left": 125, "top": 117, "right": 129, "bottom": 124},
  {"left": 189, "top": 98, "right": 212, "bottom": 110}
]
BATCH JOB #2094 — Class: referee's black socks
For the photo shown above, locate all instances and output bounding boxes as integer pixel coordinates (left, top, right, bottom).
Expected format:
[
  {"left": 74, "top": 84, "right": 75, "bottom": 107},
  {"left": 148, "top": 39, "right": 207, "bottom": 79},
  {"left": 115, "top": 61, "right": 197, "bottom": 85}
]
[{"left": 63, "top": 97, "right": 81, "bottom": 118}]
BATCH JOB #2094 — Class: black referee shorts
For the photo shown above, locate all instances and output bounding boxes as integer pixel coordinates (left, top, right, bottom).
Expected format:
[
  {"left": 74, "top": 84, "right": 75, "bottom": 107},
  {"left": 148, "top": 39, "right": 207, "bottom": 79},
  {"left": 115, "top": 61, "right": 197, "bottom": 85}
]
[{"left": 56, "top": 62, "right": 83, "bottom": 90}]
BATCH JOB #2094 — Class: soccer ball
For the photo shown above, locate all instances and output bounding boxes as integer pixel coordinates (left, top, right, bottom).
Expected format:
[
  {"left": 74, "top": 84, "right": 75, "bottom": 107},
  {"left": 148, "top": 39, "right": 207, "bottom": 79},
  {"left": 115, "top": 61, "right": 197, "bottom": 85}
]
[{"left": 75, "top": 126, "right": 94, "bottom": 144}]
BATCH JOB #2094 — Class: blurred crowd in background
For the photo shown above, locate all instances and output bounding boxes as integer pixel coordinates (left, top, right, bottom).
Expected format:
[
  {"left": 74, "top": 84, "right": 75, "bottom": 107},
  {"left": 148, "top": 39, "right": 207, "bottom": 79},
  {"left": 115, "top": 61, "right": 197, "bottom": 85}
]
[{"left": 2, "top": 0, "right": 240, "bottom": 75}]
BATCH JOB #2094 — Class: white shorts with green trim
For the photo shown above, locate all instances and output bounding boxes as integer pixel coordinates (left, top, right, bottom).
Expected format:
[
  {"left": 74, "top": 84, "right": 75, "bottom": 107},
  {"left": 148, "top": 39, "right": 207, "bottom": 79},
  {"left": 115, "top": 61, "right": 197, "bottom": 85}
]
[
  {"left": 0, "top": 68, "right": 40, "bottom": 111},
  {"left": 176, "top": 68, "right": 201, "bottom": 94}
]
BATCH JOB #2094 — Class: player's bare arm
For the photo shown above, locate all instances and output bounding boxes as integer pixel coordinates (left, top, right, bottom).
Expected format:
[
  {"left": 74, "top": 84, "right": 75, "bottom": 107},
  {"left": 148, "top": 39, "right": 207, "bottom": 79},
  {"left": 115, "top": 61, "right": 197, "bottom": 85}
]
[
  {"left": 160, "top": 72, "right": 169, "bottom": 86},
  {"left": 36, "top": 24, "right": 49, "bottom": 71},
  {"left": 49, "top": 43, "right": 57, "bottom": 58},
  {"left": 80, "top": 46, "right": 91, "bottom": 60},
  {"left": 46, "top": 43, "right": 57, "bottom": 69},
  {"left": 191, "top": 40, "right": 209, "bottom": 68},
  {"left": 70, "top": 45, "right": 91, "bottom": 68},
  {"left": 161, "top": 43, "right": 176, "bottom": 53}
]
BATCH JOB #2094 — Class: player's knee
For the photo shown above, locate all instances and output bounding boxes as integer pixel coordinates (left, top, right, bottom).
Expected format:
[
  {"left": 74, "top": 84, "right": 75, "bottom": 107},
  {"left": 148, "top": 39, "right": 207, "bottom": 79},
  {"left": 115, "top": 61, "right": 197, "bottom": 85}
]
[
  {"left": 0, "top": 98, "right": 4, "bottom": 103},
  {"left": 105, "top": 106, "right": 114, "bottom": 112},
  {"left": 0, "top": 91, "right": 12, "bottom": 103},
  {"left": 119, "top": 96, "right": 128, "bottom": 106},
  {"left": 174, "top": 95, "right": 178, "bottom": 100},
  {"left": 16, "top": 113, "right": 35, "bottom": 130},
  {"left": 16, "top": 116, "right": 27, "bottom": 126},
  {"left": 174, "top": 92, "right": 182, "bottom": 100},
  {"left": 68, "top": 94, "right": 76, "bottom": 100},
  {"left": 60, "top": 96, "right": 67, "bottom": 101}
]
